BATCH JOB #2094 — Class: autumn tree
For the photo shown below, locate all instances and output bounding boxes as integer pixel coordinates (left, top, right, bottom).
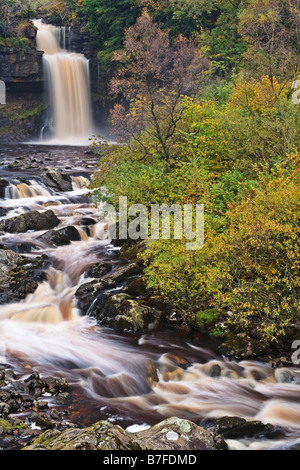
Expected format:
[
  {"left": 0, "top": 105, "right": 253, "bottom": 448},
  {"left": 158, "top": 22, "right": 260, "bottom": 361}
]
[
  {"left": 238, "top": 0, "right": 300, "bottom": 92},
  {"left": 110, "top": 11, "right": 210, "bottom": 166}
]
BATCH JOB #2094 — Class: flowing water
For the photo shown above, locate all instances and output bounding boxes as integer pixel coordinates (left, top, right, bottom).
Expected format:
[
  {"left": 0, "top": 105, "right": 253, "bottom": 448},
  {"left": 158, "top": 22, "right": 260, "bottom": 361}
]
[
  {"left": 0, "top": 148, "right": 300, "bottom": 451},
  {"left": 0, "top": 18, "right": 300, "bottom": 451},
  {"left": 33, "top": 20, "right": 94, "bottom": 145}
]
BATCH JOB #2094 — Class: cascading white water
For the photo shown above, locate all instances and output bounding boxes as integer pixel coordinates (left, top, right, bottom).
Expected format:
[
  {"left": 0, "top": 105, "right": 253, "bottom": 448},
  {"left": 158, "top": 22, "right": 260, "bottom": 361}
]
[
  {"left": 1, "top": 174, "right": 300, "bottom": 450},
  {"left": 33, "top": 19, "right": 94, "bottom": 144}
]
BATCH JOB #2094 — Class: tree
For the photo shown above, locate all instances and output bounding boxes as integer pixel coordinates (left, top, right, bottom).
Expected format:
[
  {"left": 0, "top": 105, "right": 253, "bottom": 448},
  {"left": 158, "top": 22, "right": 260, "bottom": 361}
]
[
  {"left": 109, "top": 11, "right": 210, "bottom": 166},
  {"left": 81, "top": 0, "right": 140, "bottom": 62}
]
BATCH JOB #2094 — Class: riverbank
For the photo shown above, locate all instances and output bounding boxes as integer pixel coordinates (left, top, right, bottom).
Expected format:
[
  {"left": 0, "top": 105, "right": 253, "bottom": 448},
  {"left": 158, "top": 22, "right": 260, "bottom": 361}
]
[{"left": 0, "top": 144, "right": 300, "bottom": 451}]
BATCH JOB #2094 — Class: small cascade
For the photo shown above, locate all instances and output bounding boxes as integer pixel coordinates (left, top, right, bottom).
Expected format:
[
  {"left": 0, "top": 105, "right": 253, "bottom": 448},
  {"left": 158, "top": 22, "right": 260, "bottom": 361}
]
[{"left": 71, "top": 175, "right": 90, "bottom": 190}]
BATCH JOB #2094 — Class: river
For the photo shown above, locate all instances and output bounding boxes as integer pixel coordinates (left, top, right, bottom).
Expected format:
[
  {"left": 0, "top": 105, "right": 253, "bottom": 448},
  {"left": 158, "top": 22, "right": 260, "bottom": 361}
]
[{"left": 0, "top": 143, "right": 300, "bottom": 451}]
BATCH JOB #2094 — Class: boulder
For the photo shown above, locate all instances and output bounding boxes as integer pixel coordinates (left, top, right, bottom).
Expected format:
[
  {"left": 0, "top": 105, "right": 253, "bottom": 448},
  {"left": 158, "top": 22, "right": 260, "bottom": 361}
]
[
  {"left": 217, "top": 333, "right": 271, "bottom": 360},
  {"left": 75, "top": 279, "right": 108, "bottom": 315},
  {"left": 0, "top": 208, "right": 7, "bottom": 217},
  {"left": 0, "top": 178, "right": 9, "bottom": 199},
  {"left": 84, "top": 262, "right": 112, "bottom": 279},
  {"left": 75, "top": 263, "right": 142, "bottom": 315},
  {"left": 0, "top": 209, "right": 60, "bottom": 233},
  {"left": 22, "top": 417, "right": 227, "bottom": 451},
  {"left": 40, "top": 170, "right": 73, "bottom": 192}
]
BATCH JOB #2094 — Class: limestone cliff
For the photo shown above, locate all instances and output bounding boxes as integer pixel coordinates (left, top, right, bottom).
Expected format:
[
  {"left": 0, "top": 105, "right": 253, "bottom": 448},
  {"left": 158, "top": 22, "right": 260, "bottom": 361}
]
[{"left": 0, "top": 23, "right": 45, "bottom": 142}]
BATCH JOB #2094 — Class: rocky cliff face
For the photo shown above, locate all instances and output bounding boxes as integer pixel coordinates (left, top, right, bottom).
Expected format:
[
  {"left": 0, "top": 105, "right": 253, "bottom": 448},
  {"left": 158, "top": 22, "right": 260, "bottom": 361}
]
[
  {"left": 0, "top": 25, "right": 43, "bottom": 93},
  {"left": 0, "top": 46, "right": 43, "bottom": 93},
  {"left": 0, "top": 23, "right": 45, "bottom": 142},
  {"left": 0, "top": 17, "right": 110, "bottom": 143}
]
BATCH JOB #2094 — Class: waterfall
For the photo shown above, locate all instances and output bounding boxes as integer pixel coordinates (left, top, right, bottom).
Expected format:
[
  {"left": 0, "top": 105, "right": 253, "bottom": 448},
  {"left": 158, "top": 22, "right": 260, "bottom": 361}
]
[{"left": 33, "top": 19, "right": 94, "bottom": 144}]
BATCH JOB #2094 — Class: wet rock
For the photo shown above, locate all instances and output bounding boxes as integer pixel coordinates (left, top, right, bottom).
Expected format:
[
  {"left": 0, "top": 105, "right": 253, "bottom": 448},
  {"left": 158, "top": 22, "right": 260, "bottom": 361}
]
[
  {"left": 146, "top": 360, "right": 159, "bottom": 388},
  {"left": 34, "top": 401, "right": 49, "bottom": 411},
  {"left": 41, "top": 170, "right": 73, "bottom": 192},
  {"left": 99, "top": 293, "right": 162, "bottom": 333},
  {"left": 42, "top": 377, "right": 72, "bottom": 395},
  {"left": 0, "top": 209, "right": 60, "bottom": 233},
  {"left": 8, "top": 242, "right": 33, "bottom": 253},
  {"left": 38, "top": 226, "right": 81, "bottom": 246},
  {"left": 0, "top": 178, "right": 9, "bottom": 199},
  {"left": 0, "top": 366, "right": 73, "bottom": 449},
  {"left": 75, "top": 263, "right": 142, "bottom": 315},
  {"left": 217, "top": 333, "right": 271, "bottom": 360},
  {"left": 27, "top": 412, "right": 54, "bottom": 430},
  {"left": 0, "top": 208, "right": 7, "bottom": 217},
  {"left": 274, "top": 368, "right": 298, "bottom": 384},
  {"left": 0, "top": 403, "right": 10, "bottom": 416},
  {"left": 201, "top": 416, "right": 284, "bottom": 440},
  {"left": 0, "top": 249, "right": 49, "bottom": 304},
  {"left": 79, "top": 217, "right": 96, "bottom": 226},
  {"left": 23, "top": 417, "right": 227, "bottom": 451},
  {"left": 24, "top": 373, "right": 46, "bottom": 395},
  {"left": 84, "top": 262, "right": 112, "bottom": 279},
  {"left": 207, "top": 363, "right": 222, "bottom": 378},
  {"left": 75, "top": 279, "right": 108, "bottom": 314},
  {"left": 105, "top": 263, "right": 142, "bottom": 286}
]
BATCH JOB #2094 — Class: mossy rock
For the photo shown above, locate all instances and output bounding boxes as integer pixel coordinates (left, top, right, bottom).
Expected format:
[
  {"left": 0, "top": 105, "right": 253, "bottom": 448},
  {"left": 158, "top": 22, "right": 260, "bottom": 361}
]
[
  {"left": 217, "top": 333, "right": 271, "bottom": 360},
  {"left": 202, "top": 416, "right": 284, "bottom": 440},
  {"left": 99, "top": 293, "right": 162, "bottom": 333},
  {"left": 0, "top": 209, "right": 60, "bottom": 233}
]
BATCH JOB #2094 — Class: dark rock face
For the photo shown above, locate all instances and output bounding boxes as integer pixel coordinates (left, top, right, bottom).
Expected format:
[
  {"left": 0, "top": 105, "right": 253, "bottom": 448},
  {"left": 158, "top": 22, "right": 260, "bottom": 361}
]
[
  {"left": 76, "top": 261, "right": 165, "bottom": 333},
  {"left": 0, "top": 209, "right": 60, "bottom": 233},
  {"left": 38, "top": 226, "right": 81, "bottom": 246},
  {"left": 0, "top": 21, "right": 43, "bottom": 94},
  {"left": 75, "top": 263, "right": 142, "bottom": 314},
  {"left": 0, "top": 19, "right": 44, "bottom": 142}
]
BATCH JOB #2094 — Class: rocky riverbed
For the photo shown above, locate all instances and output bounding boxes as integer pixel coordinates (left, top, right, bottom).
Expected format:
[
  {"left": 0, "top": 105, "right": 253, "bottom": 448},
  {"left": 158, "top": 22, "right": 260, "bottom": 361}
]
[{"left": 0, "top": 144, "right": 300, "bottom": 452}]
